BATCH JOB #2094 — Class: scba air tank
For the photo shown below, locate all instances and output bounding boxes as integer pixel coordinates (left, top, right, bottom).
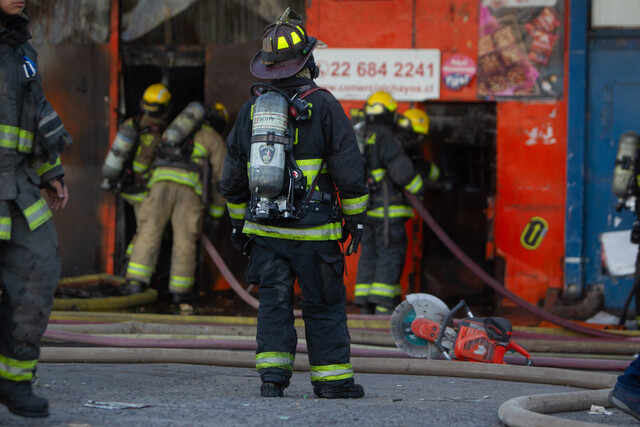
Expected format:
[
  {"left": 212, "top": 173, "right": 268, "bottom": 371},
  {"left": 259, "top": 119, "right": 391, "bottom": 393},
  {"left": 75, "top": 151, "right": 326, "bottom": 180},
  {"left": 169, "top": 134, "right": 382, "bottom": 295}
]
[
  {"left": 612, "top": 131, "right": 640, "bottom": 199},
  {"left": 163, "top": 102, "right": 206, "bottom": 146},
  {"left": 102, "top": 124, "right": 138, "bottom": 181},
  {"left": 249, "top": 91, "right": 288, "bottom": 198}
]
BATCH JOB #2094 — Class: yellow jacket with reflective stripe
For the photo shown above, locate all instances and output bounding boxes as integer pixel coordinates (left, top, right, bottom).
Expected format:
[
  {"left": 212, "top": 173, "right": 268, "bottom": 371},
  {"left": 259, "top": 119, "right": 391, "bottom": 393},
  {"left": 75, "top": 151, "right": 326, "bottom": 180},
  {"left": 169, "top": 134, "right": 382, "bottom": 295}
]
[{"left": 148, "top": 124, "right": 227, "bottom": 218}]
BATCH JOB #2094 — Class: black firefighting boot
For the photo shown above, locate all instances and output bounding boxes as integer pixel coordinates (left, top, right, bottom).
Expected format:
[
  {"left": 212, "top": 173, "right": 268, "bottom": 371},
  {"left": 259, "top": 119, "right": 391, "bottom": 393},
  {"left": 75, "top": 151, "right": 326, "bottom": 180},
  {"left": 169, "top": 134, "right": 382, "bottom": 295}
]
[
  {"left": 172, "top": 292, "right": 196, "bottom": 315},
  {"left": 0, "top": 379, "right": 49, "bottom": 418},
  {"left": 360, "top": 302, "right": 376, "bottom": 315},
  {"left": 260, "top": 382, "right": 284, "bottom": 397},
  {"left": 119, "top": 279, "right": 144, "bottom": 295},
  {"left": 313, "top": 379, "right": 365, "bottom": 399}
]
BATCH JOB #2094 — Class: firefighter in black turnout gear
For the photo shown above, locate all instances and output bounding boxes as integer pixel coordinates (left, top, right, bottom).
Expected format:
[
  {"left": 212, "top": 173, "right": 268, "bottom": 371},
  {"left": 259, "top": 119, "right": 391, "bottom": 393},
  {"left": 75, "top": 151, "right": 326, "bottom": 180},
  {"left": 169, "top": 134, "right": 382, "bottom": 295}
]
[
  {"left": 396, "top": 109, "right": 443, "bottom": 190},
  {"left": 0, "top": 0, "right": 71, "bottom": 418},
  {"left": 354, "top": 92, "right": 425, "bottom": 315},
  {"left": 221, "top": 8, "right": 369, "bottom": 399}
]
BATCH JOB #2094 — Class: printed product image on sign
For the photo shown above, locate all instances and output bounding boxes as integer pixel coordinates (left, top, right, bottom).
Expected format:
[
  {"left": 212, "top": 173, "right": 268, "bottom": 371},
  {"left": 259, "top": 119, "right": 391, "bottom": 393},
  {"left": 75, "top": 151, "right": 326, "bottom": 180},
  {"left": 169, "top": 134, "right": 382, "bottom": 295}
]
[{"left": 477, "top": 1, "right": 564, "bottom": 99}]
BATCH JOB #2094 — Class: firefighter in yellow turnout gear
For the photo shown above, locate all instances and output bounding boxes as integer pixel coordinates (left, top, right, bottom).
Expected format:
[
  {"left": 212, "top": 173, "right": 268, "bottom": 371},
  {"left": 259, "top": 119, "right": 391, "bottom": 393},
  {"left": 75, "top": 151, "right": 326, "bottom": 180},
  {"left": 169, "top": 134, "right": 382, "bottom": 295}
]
[
  {"left": 101, "top": 83, "right": 171, "bottom": 261},
  {"left": 124, "top": 102, "right": 228, "bottom": 303}
]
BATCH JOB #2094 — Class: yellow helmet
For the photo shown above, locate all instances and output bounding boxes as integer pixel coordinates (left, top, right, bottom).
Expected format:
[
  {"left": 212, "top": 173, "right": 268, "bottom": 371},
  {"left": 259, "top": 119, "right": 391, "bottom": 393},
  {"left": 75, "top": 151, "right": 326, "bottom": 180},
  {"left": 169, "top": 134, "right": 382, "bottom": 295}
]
[
  {"left": 141, "top": 83, "right": 172, "bottom": 116},
  {"left": 364, "top": 91, "right": 397, "bottom": 116},
  {"left": 398, "top": 108, "right": 430, "bottom": 135},
  {"left": 207, "top": 102, "right": 229, "bottom": 134}
]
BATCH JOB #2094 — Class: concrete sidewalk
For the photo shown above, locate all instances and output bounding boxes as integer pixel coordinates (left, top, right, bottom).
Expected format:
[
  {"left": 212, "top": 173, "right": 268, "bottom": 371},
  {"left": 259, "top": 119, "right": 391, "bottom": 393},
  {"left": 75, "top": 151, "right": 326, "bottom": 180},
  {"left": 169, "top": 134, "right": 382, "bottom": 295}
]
[{"left": 0, "top": 362, "right": 635, "bottom": 426}]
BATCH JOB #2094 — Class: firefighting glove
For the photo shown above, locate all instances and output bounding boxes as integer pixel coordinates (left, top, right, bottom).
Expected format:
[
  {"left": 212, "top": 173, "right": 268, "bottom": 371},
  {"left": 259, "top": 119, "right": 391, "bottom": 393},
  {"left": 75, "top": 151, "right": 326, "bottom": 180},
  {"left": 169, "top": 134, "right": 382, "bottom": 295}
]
[
  {"left": 231, "top": 224, "right": 252, "bottom": 256},
  {"left": 632, "top": 221, "right": 640, "bottom": 244},
  {"left": 203, "top": 217, "right": 220, "bottom": 241},
  {"left": 37, "top": 107, "right": 73, "bottom": 164},
  {"left": 341, "top": 215, "right": 364, "bottom": 256}
]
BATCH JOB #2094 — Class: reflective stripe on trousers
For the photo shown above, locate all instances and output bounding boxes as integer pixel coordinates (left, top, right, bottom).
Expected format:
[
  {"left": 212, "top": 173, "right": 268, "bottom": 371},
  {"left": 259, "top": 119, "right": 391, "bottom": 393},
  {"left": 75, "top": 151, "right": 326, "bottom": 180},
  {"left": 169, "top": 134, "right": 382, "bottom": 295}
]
[
  {"left": 310, "top": 363, "right": 354, "bottom": 382},
  {"left": 0, "top": 354, "right": 37, "bottom": 381},
  {"left": 256, "top": 352, "right": 294, "bottom": 371}
]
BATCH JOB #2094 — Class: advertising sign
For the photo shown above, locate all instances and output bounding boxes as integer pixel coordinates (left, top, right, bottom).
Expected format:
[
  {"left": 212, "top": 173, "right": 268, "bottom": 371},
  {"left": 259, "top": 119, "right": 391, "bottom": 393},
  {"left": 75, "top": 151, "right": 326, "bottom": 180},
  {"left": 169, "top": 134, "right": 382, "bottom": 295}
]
[
  {"left": 314, "top": 48, "right": 440, "bottom": 101},
  {"left": 477, "top": 0, "right": 564, "bottom": 99}
]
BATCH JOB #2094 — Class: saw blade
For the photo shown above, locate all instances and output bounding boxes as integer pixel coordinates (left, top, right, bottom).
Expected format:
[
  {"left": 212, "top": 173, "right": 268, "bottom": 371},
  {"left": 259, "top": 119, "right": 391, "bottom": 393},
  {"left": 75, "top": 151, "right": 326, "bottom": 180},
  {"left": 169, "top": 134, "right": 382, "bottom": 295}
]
[{"left": 390, "top": 293, "right": 450, "bottom": 359}]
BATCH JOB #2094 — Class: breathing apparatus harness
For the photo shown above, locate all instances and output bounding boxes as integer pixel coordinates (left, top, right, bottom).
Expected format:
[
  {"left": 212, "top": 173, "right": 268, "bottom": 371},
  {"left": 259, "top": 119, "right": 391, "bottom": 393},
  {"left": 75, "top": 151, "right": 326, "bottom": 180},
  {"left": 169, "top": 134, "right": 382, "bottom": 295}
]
[
  {"left": 117, "top": 116, "right": 162, "bottom": 194},
  {"left": 153, "top": 102, "right": 206, "bottom": 174},
  {"left": 248, "top": 82, "right": 335, "bottom": 221}
]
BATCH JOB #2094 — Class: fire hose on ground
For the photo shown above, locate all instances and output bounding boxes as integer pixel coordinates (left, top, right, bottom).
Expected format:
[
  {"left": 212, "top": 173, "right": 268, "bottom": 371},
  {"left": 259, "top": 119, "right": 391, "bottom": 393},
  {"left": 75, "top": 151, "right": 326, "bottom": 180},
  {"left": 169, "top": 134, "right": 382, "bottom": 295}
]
[
  {"left": 40, "top": 319, "right": 628, "bottom": 425},
  {"left": 48, "top": 195, "right": 640, "bottom": 424},
  {"left": 45, "top": 320, "right": 640, "bottom": 355},
  {"left": 41, "top": 327, "right": 633, "bottom": 370}
]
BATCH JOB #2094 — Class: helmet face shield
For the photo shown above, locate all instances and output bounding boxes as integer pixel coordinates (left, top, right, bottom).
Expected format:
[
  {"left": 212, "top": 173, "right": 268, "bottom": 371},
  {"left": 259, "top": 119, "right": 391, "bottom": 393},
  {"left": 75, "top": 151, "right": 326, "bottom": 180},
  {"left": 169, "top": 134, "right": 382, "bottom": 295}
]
[
  {"left": 364, "top": 91, "right": 397, "bottom": 124},
  {"left": 364, "top": 103, "right": 387, "bottom": 116}
]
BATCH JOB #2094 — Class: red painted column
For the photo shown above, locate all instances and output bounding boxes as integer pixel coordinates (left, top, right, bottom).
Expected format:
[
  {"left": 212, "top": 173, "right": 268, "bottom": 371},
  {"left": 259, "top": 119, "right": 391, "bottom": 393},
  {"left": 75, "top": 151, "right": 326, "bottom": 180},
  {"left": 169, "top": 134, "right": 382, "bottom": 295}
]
[{"left": 100, "top": 0, "right": 120, "bottom": 274}]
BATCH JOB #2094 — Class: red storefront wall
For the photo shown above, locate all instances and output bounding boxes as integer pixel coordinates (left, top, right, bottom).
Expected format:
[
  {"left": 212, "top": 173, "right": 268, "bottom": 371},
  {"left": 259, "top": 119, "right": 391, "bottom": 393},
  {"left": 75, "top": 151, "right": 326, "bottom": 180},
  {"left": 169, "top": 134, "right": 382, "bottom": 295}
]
[{"left": 306, "top": 0, "right": 568, "bottom": 305}]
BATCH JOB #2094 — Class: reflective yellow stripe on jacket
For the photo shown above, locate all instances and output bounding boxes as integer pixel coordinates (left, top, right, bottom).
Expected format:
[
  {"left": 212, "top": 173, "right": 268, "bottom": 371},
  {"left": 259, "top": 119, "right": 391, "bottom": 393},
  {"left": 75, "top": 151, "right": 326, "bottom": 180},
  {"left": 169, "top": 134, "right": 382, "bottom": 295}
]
[
  {"left": 0, "top": 216, "right": 10, "bottom": 240},
  {"left": 0, "top": 124, "right": 35, "bottom": 153},
  {"left": 366, "top": 205, "right": 414, "bottom": 218},
  {"left": 148, "top": 168, "right": 203, "bottom": 195},
  {"left": 24, "top": 198, "right": 52, "bottom": 231},
  {"left": 296, "top": 158, "right": 326, "bottom": 187},
  {"left": 209, "top": 204, "right": 225, "bottom": 218},
  {"left": 404, "top": 173, "right": 423, "bottom": 194},
  {"left": 31, "top": 157, "right": 61, "bottom": 178},
  {"left": 342, "top": 194, "right": 368, "bottom": 215},
  {"left": 227, "top": 202, "right": 247, "bottom": 220},
  {"left": 243, "top": 221, "right": 342, "bottom": 241}
]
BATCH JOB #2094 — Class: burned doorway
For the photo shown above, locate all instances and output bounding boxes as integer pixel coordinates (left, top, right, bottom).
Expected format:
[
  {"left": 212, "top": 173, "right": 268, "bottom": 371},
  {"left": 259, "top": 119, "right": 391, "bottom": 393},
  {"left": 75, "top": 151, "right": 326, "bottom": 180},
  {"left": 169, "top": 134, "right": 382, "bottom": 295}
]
[
  {"left": 114, "top": 45, "right": 205, "bottom": 278},
  {"left": 419, "top": 102, "right": 497, "bottom": 313}
]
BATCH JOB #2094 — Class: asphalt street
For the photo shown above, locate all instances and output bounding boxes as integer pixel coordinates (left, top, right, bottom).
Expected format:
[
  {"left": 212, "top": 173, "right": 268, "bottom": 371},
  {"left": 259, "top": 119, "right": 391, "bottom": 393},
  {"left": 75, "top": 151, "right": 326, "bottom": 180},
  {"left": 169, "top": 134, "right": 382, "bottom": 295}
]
[{"left": 0, "top": 362, "right": 636, "bottom": 426}]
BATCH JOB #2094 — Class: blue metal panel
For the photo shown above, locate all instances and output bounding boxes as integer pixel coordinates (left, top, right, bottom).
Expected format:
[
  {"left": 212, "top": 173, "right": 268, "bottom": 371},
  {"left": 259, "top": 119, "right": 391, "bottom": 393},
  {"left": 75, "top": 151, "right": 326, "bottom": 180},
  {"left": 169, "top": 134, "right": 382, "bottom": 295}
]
[
  {"left": 564, "top": 0, "right": 589, "bottom": 297},
  {"left": 584, "top": 37, "right": 640, "bottom": 309}
]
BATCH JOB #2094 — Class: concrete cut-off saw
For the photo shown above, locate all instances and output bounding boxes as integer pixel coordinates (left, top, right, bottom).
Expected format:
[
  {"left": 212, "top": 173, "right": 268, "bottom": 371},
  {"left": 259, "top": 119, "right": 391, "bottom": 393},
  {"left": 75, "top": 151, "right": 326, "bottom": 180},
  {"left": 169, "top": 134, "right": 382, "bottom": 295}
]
[{"left": 390, "top": 293, "right": 532, "bottom": 365}]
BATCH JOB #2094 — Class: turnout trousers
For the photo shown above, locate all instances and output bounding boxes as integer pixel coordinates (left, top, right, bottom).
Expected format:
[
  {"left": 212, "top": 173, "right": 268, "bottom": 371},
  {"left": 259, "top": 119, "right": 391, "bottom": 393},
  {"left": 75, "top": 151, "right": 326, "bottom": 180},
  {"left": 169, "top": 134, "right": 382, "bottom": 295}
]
[
  {"left": 354, "top": 217, "right": 407, "bottom": 312},
  {"left": 247, "top": 237, "right": 354, "bottom": 388},
  {"left": 0, "top": 202, "right": 60, "bottom": 382},
  {"left": 125, "top": 181, "right": 205, "bottom": 295}
]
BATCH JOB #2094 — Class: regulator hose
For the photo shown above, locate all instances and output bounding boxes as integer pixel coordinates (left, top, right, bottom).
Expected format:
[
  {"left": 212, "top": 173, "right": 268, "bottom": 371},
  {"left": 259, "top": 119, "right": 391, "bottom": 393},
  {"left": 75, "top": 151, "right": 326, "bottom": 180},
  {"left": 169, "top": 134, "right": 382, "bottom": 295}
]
[{"left": 404, "top": 191, "right": 636, "bottom": 340}]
